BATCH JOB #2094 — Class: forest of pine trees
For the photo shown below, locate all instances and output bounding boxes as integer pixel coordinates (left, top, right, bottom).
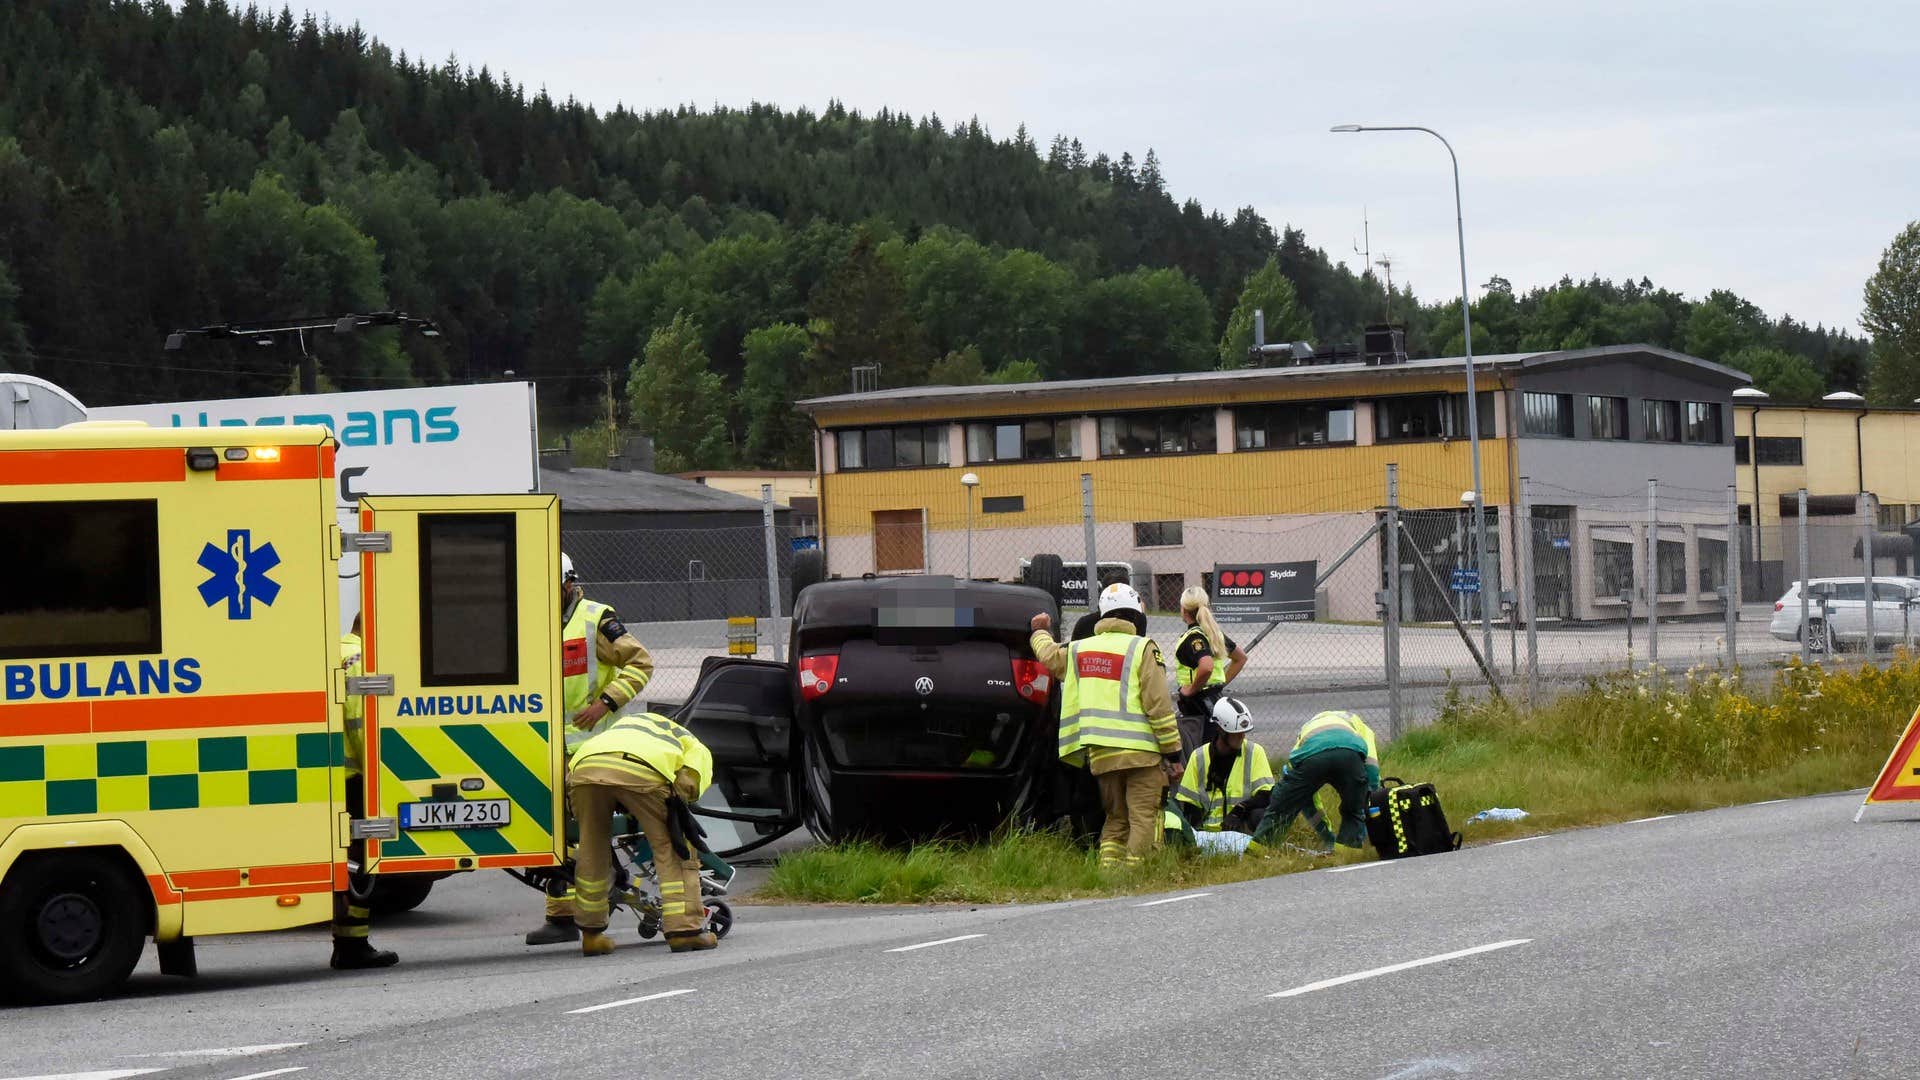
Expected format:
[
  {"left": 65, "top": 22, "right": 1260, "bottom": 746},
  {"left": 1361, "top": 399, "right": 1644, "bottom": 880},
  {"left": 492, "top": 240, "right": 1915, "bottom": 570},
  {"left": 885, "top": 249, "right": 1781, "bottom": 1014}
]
[{"left": 0, "top": 0, "right": 1873, "bottom": 469}]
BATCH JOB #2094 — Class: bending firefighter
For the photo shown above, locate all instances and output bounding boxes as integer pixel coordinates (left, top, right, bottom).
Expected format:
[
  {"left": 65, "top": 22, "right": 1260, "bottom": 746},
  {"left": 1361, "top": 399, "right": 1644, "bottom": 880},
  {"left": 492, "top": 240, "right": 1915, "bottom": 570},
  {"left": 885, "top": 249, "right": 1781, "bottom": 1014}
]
[
  {"left": 1174, "top": 697, "right": 1274, "bottom": 836},
  {"left": 568, "top": 712, "right": 718, "bottom": 956},
  {"left": 527, "top": 552, "right": 656, "bottom": 946},
  {"left": 1253, "top": 710, "right": 1381, "bottom": 850},
  {"left": 1172, "top": 587, "right": 1247, "bottom": 753},
  {"left": 333, "top": 615, "right": 398, "bottom": 971},
  {"left": 1031, "top": 583, "right": 1183, "bottom": 868}
]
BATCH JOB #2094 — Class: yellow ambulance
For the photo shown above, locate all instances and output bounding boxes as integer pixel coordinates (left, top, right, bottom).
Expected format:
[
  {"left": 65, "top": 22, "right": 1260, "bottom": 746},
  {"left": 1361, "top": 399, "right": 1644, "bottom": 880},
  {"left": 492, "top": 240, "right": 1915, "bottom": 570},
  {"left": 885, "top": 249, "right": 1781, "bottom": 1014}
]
[{"left": 0, "top": 421, "right": 564, "bottom": 1003}]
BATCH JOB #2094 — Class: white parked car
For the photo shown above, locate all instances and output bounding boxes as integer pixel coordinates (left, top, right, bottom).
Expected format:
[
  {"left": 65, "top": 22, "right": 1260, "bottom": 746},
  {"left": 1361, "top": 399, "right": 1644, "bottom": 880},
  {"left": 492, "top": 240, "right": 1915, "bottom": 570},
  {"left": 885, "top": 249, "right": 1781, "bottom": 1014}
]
[{"left": 1769, "top": 577, "right": 1920, "bottom": 650}]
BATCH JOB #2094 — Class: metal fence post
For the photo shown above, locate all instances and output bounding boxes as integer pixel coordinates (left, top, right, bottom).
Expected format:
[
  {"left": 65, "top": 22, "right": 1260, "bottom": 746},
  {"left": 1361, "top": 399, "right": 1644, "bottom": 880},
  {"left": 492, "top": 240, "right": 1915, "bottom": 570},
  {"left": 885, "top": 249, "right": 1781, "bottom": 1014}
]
[
  {"left": 1646, "top": 478, "right": 1658, "bottom": 668},
  {"left": 1861, "top": 490, "right": 1877, "bottom": 658},
  {"left": 1725, "top": 483, "right": 1740, "bottom": 669},
  {"left": 1080, "top": 473, "right": 1097, "bottom": 605},
  {"left": 1798, "top": 488, "right": 1810, "bottom": 665},
  {"left": 761, "top": 483, "right": 785, "bottom": 663},
  {"left": 1520, "top": 474, "right": 1539, "bottom": 692},
  {"left": 1385, "top": 463, "right": 1402, "bottom": 740}
]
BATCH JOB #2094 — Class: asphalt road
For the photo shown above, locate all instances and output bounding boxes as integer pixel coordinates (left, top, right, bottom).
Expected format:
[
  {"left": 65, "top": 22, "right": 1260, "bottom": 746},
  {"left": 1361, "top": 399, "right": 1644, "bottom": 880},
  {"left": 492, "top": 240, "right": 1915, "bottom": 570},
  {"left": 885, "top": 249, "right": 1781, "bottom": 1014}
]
[{"left": 3, "top": 789, "right": 1913, "bottom": 1079}]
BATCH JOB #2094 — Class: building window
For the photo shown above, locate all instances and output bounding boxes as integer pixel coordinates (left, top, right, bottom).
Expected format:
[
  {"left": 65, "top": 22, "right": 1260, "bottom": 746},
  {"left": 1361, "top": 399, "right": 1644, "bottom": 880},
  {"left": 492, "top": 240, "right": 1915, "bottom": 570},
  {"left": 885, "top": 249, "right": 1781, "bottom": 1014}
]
[
  {"left": 1593, "top": 538, "right": 1635, "bottom": 599},
  {"left": 1684, "top": 402, "right": 1723, "bottom": 444},
  {"left": 1754, "top": 436, "right": 1803, "bottom": 466},
  {"left": 1734, "top": 436, "right": 1749, "bottom": 465},
  {"left": 1642, "top": 399, "right": 1682, "bottom": 443},
  {"left": 981, "top": 495, "right": 1025, "bottom": 514},
  {"left": 1134, "top": 521, "right": 1184, "bottom": 547},
  {"left": 1520, "top": 392, "right": 1574, "bottom": 437},
  {"left": 1879, "top": 503, "right": 1909, "bottom": 532},
  {"left": 1588, "top": 396, "right": 1628, "bottom": 440},
  {"left": 1657, "top": 538, "right": 1687, "bottom": 595},
  {"left": 0, "top": 499, "right": 162, "bottom": 660},
  {"left": 1373, "top": 392, "right": 1495, "bottom": 442},
  {"left": 1699, "top": 537, "right": 1728, "bottom": 594},
  {"left": 1097, "top": 410, "right": 1216, "bottom": 456},
  {"left": 1235, "top": 401, "right": 1356, "bottom": 449},
  {"left": 965, "top": 417, "right": 1077, "bottom": 464},
  {"left": 419, "top": 513, "right": 519, "bottom": 687},
  {"left": 837, "top": 425, "right": 949, "bottom": 470}
]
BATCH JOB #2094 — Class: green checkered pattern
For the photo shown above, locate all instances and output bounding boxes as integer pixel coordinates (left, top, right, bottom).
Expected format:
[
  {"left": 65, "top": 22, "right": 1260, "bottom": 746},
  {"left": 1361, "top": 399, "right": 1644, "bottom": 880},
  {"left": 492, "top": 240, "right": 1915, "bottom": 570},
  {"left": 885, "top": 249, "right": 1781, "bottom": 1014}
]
[{"left": 0, "top": 732, "right": 344, "bottom": 818}]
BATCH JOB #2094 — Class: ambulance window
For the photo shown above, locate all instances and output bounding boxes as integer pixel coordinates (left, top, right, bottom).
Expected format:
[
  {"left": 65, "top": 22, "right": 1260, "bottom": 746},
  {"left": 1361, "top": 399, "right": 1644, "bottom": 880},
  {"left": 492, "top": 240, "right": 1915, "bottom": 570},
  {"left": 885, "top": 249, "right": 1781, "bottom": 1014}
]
[
  {"left": 0, "top": 500, "right": 161, "bottom": 660},
  {"left": 418, "top": 513, "right": 518, "bottom": 686}
]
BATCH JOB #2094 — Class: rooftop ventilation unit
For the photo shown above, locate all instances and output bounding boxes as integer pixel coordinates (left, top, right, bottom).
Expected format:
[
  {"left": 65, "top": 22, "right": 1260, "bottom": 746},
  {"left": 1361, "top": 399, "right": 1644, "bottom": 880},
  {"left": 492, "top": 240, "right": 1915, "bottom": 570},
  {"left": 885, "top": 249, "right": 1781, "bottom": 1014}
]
[{"left": 1362, "top": 324, "right": 1407, "bottom": 365}]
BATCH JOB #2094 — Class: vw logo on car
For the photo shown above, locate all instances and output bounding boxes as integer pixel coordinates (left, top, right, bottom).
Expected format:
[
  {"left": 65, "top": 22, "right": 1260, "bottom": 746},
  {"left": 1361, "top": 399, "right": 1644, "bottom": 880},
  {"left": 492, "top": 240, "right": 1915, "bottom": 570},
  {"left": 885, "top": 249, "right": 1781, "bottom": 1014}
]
[{"left": 913, "top": 676, "right": 935, "bottom": 696}]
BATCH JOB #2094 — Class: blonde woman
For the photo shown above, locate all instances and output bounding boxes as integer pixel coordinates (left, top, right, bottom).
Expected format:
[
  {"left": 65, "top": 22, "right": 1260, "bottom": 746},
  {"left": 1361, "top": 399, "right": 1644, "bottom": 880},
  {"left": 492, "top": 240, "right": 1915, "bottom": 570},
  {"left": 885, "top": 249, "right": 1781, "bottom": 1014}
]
[{"left": 1173, "top": 586, "right": 1247, "bottom": 749}]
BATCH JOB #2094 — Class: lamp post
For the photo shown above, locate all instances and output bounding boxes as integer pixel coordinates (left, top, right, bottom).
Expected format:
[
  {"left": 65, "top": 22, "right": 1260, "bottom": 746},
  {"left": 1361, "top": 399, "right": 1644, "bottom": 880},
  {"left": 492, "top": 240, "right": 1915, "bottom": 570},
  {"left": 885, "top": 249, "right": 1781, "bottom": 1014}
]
[
  {"left": 960, "top": 472, "right": 981, "bottom": 579},
  {"left": 1332, "top": 123, "right": 1494, "bottom": 663}
]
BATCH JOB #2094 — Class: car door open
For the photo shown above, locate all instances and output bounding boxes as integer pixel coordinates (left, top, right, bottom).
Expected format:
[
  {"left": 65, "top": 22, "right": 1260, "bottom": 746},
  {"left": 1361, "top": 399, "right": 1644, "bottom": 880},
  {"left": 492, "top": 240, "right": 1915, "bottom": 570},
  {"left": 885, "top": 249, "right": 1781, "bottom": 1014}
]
[{"left": 671, "top": 655, "right": 801, "bottom": 855}]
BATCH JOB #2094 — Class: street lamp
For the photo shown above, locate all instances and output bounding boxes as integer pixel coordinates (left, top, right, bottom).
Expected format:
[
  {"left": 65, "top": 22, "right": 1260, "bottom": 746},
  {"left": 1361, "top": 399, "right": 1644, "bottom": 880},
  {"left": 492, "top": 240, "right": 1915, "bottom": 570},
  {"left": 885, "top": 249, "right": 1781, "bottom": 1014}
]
[
  {"left": 1332, "top": 122, "right": 1495, "bottom": 664},
  {"left": 960, "top": 472, "right": 981, "bottom": 579},
  {"left": 164, "top": 311, "right": 444, "bottom": 394}
]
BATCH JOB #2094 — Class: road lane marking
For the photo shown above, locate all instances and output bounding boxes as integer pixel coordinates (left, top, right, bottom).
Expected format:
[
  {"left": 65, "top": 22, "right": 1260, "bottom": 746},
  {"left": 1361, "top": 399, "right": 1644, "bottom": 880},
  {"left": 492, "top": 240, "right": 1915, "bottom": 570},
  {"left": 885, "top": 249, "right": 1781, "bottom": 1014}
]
[
  {"left": 1270, "top": 939, "right": 1531, "bottom": 998},
  {"left": 222, "top": 1070, "right": 306, "bottom": 1080},
  {"left": 1492, "top": 836, "right": 1543, "bottom": 846},
  {"left": 131, "top": 1045, "right": 306, "bottom": 1060},
  {"left": 1753, "top": 799, "right": 1787, "bottom": 805},
  {"left": 5, "top": 1072, "right": 165, "bottom": 1080},
  {"left": 1134, "top": 892, "right": 1214, "bottom": 907},
  {"left": 1625, "top": 814, "right": 1675, "bottom": 824},
  {"left": 886, "top": 934, "right": 986, "bottom": 953},
  {"left": 567, "top": 987, "right": 698, "bottom": 1015},
  {"left": 1327, "top": 860, "right": 1397, "bottom": 873}
]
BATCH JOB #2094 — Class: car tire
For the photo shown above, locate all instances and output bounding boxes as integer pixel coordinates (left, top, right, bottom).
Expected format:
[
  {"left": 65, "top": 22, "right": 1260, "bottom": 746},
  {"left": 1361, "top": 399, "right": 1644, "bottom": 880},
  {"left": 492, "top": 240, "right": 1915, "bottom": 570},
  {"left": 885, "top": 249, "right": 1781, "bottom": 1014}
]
[
  {"left": 790, "top": 548, "right": 825, "bottom": 609},
  {"left": 365, "top": 875, "right": 436, "bottom": 916},
  {"left": 1804, "top": 619, "right": 1830, "bottom": 654},
  {"left": 0, "top": 851, "right": 148, "bottom": 1005},
  {"left": 1027, "top": 553, "right": 1066, "bottom": 608}
]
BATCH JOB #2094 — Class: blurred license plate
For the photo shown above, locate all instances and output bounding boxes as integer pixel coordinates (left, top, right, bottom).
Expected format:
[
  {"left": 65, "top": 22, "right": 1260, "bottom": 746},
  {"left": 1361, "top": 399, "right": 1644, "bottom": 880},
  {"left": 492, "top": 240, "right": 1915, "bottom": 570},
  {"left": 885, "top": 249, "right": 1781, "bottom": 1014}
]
[{"left": 401, "top": 799, "right": 509, "bottom": 830}]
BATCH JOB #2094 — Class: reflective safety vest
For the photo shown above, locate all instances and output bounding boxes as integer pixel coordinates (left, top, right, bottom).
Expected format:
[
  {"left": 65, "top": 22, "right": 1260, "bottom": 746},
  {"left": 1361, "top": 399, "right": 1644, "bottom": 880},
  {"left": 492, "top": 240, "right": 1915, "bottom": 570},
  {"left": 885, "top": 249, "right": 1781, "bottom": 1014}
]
[
  {"left": 1057, "top": 631, "right": 1158, "bottom": 762},
  {"left": 1174, "top": 625, "right": 1227, "bottom": 691},
  {"left": 570, "top": 712, "right": 714, "bottom": 797},
  {"left": 1175, "top": 741, "right": 1275, "bottom": 830},
  {"left": 562, "top": 597, "right": 618, "bottom": 719},
  {"left": 341, "top": 632, "right": 365, "bottom": 777},
  {"left": 1292, "top": 710, "right": 1379, "bottom": 763}
]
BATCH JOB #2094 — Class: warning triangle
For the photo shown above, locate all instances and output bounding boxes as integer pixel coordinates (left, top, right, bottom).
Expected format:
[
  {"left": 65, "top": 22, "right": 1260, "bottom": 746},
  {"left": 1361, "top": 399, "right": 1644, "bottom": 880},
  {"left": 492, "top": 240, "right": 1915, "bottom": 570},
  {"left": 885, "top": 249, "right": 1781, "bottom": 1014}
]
[{"left": 1864, "top": 706, "right": 1920, "bottom": 805}]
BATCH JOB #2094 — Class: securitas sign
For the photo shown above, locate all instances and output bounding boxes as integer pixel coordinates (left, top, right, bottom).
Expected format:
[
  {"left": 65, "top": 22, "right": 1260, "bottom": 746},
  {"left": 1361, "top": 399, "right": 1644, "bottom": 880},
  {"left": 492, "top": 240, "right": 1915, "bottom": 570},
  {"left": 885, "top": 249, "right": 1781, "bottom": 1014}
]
[{"left": 1211, "top": 560, "right": 1317, "bottom": 623}]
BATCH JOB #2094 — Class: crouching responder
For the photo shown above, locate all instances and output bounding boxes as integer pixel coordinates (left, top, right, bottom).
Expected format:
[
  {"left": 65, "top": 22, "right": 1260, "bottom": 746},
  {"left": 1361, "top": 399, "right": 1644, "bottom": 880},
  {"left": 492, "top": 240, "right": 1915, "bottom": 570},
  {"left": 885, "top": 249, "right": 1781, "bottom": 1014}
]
[
  {"left": 1031, "top": 582, "right": 1183, "bottom": 869},
  {"left": 1254, "top": 709, "right": 1380, "bottom": 850},
  {"left": 567, "top": 712, "right": 717, "bottom": 956},
  {"left": 1172, "top": 586, "right": 1247, "bottom": 753},
  {"left": 527, "top": 552, "right": 656, "bottom": 947},
  {"left": 1173, "top": 697, "right": 1274, "bottom": 836},
  {"left": 333, "top": 614, "right": 398, "bottom": 971}
]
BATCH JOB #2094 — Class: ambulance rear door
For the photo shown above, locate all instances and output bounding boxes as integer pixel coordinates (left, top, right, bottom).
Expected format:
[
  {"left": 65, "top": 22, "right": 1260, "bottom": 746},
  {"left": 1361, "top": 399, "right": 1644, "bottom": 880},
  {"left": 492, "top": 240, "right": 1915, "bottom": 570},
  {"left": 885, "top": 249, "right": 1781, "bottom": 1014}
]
[{"left": 354, "top": 495, "right": 563, "bottom": 875}]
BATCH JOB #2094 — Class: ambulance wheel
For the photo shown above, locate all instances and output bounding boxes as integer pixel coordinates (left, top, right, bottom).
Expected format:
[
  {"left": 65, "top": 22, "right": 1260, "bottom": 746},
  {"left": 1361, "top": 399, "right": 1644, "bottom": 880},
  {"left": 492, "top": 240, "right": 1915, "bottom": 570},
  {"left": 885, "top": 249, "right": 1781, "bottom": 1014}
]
[
  {"left": 366, "top": 876, "right": 435, "bottom": 916},
  {"left": 0, "top": 851, "right": 148, "bottom": 1005},
  {"left": 706, "top": 900, "right": 733, "bottom": 939}
]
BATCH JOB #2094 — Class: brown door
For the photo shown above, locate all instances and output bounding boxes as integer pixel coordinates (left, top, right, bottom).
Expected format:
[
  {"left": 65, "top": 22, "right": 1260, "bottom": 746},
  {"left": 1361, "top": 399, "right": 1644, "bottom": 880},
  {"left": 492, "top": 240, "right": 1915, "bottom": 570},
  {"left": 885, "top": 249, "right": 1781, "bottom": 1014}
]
[{"left": 873, "top": 509, "right": 926, "bottom": 573}]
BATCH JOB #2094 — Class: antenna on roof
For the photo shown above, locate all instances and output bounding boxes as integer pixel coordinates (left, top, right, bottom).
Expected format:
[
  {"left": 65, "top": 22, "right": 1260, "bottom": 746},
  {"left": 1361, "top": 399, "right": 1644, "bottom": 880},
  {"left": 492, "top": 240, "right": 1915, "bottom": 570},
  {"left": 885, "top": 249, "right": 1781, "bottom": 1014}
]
[{"left": 1375, "top": 255, "right": 1394, "bottom": 322}]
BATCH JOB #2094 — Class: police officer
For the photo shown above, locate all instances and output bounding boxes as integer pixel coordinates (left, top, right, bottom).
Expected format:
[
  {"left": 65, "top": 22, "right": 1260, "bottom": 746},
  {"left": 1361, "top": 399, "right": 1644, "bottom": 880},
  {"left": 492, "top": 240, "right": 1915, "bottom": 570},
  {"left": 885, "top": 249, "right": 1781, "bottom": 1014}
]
[
  {"left": 1172, "top": 586, "right": 1248, "bottom": 753},
  {"left": 332, "top": 614, "right": 398, "bottom": 971},
  {"left": 1173, "top": 697, "right": 1274, "bottom": 835},
  {"left": 567, "top": 712, "right": 717, "bottom": 956},
  {"left": 526, "top": 552, "right": 656, "bottom": 946},
  {"left": 1030, "top": 582, "right": 1182, "bottom": 869}
]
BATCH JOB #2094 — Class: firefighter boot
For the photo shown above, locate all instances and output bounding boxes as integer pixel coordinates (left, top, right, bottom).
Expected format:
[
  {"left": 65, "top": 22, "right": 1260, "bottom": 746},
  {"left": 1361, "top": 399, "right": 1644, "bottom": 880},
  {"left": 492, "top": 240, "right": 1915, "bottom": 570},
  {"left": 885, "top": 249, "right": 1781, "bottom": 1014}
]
[
  {"left": 581, "top": 929, "right": 615, "bottom": 957},
  {"left": 330, "top": 938, "right": 400, "bottom": 971},
  {"left": 525, "top": 916, "right": 581, "bottom": 946},
  {"left": 665, "top": 930, "right": 718, "bottom": 953}
]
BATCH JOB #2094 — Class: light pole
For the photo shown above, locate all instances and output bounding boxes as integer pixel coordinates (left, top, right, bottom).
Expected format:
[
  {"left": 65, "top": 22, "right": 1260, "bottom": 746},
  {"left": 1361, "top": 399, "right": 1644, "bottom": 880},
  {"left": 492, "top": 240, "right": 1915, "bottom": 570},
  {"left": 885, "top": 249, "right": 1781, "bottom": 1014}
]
[
  {"left": 960, "top": 472, "right": 981, "bottom": 579},
  {"left": 1332, "top": 123, "right": 1495, "bottom": 664}
]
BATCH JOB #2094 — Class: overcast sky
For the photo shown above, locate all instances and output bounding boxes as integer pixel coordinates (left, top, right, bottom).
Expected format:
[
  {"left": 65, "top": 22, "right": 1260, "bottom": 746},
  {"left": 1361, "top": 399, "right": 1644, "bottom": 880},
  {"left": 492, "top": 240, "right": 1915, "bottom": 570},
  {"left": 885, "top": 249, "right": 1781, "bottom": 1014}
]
[{"left": 311, "top": 0, "right": 1917, "bottom": 332}]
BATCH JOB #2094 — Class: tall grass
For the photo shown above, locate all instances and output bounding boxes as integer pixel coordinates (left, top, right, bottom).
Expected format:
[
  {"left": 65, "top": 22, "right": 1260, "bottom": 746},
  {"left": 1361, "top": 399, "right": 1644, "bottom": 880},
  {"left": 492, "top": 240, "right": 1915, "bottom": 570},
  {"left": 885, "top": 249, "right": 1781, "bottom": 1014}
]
[{"left": 762, "top": 657, "right": 1920, "bottom": 903}]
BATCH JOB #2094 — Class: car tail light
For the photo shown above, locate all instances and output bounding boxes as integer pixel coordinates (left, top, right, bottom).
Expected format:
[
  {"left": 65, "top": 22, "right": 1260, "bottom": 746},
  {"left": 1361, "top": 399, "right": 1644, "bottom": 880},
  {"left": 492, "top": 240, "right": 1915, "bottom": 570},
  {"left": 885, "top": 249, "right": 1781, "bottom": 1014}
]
[
  {"left": 1775, "top": 601, "right": 1784, "bottom": 612},
  {"left": 799, "top": 653, "right": 839, "bottom": 700},
  {"left": 1012, "top": 658, "right": 1050, "bottom": 705}
]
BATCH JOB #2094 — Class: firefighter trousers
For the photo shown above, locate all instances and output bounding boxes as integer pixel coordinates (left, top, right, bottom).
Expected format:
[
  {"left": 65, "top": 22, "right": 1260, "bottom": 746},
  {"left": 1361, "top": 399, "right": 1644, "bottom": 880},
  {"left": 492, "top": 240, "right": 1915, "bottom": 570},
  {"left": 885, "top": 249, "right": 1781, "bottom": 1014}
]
[
  {"left": 567, "top": 761, "right": 703, "bottom": 935},
  {"left": 332, "top": 774, "right": 369, "bottom": 940},
  {"left": 1095, "top": 764, "right": 1165, "bottom": 867}
]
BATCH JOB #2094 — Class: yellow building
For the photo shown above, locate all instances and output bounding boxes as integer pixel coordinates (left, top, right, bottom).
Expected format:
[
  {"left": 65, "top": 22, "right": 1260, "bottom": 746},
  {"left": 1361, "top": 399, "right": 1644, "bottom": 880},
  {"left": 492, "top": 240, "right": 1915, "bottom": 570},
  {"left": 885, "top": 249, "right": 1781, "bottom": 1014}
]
[
  {"left": 799, "top": 345, "right": 1747, "bottom": 621},
  {"left": 675, "top": 470, "right": 819, "bottom": 535}
]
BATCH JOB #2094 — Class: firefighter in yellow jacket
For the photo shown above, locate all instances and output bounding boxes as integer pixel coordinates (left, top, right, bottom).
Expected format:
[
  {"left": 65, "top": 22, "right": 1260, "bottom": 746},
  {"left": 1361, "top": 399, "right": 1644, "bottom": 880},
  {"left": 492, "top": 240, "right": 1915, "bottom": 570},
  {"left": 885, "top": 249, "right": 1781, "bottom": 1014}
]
[
  {"left": 333, "top": 615, "right": 398, "bottom": 970},
  {"left": 1174, "top": 697, "right": 1275, "bottom": 835},
  {"left": 1031, "top": 582, "right": 1183, "bottom": 868},
  {"left": 568, "top": 712, "right": 717, "bottom": 956},
  {"left": 526, "top": 552, "right": 656, "bottom": 946}
]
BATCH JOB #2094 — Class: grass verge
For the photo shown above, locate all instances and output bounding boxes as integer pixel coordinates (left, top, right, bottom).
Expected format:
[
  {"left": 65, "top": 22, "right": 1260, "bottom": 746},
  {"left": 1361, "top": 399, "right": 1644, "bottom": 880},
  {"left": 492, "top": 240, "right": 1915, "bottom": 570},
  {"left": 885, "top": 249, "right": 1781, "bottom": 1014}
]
[{"left": 760, "top": 657, "right": 1920, "bottom": 905}]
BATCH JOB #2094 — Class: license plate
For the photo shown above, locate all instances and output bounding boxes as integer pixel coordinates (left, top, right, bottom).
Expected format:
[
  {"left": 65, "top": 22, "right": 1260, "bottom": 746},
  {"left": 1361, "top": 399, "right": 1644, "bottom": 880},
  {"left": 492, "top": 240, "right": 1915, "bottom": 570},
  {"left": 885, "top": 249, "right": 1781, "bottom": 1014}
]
[{"left": 400, "top": 799, "right": 510, "bottom": 830}]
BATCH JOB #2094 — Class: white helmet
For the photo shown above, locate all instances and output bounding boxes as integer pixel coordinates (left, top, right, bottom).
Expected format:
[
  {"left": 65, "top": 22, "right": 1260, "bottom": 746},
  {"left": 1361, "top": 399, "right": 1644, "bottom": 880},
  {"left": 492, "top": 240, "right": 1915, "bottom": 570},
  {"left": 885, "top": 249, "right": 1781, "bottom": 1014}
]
[
  {"left": 561, "top": 552, "right": 579, "bottom": 583},
  {"left": 1098, "top": 581, "right": 1144, "bottom": 615},
  {"left": 1211, "top": 696, "right": 1253, "bottom": 734}
]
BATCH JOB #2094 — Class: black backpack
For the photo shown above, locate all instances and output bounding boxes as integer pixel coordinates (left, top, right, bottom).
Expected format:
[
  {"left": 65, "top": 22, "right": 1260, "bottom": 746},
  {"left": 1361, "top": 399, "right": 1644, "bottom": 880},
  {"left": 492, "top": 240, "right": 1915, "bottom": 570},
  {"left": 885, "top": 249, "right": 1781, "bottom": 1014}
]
[{"left": 1365, "top": 777, "right": 1463, "bottom": 859}]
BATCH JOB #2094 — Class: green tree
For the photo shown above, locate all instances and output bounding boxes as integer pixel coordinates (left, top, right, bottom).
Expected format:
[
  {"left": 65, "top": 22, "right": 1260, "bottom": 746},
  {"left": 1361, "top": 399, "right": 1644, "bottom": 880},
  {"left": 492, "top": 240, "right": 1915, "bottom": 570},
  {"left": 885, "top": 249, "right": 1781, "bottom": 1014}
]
[
  {"left": 1070, "top": 267, "right": 1214, "bottom": 378},
  {"left": 927, "top": 345, "right": 989, "bottom": 386},
  {"left": 1729, "top": 346, "right": 1824, "bottom": 404},
  {"left": 1217, "top": 257, "right": 1313, "bottom": 368},
  {"left": 808, "top": 230, "right": 930, "bottom": 387},
  {"left": 1865, "top": 222, "right": 1920, "bottom": 407},
  {"left": 1684, "top": 290, "right": 1765, "bottom": 364},
  {"left": 627, "top": 312, "right": 733, "bottom": 472},
  {"left": 739, "top": 321, "right": 814, "bottom": 468},
  {"left": 989, "top": 358, "right": 1042, "bottom": 383}
]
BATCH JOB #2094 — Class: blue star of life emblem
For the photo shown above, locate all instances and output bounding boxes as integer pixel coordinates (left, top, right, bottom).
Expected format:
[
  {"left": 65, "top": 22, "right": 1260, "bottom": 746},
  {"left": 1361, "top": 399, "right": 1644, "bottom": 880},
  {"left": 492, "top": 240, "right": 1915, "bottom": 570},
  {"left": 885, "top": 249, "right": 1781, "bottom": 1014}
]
[{"left": 197, "top": 529, "right": 282, "bottom": 620}]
